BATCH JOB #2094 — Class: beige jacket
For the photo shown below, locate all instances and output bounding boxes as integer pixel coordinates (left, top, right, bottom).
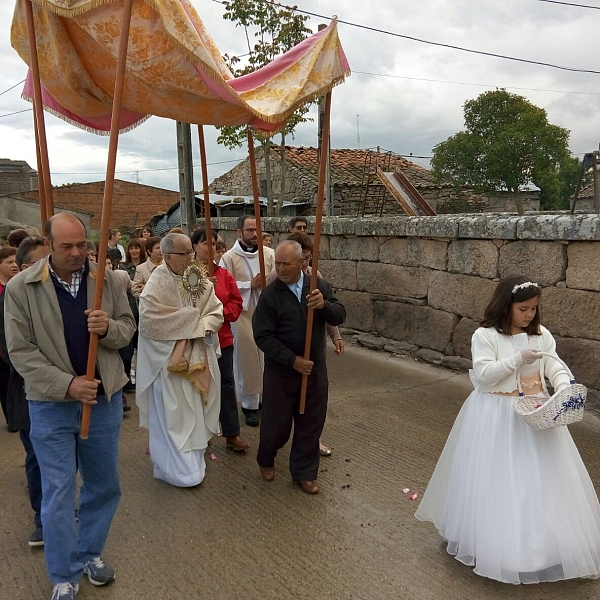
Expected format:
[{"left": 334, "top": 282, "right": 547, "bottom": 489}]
[
  {"left": 4, "top": 257, "right": 136, "bottom": 402},
  {"left": 132, "top": 258, "right": 160, "bottom": 299}
]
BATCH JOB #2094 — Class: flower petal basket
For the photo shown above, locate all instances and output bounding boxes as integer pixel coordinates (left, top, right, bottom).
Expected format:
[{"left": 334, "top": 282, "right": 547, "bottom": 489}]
[{"left": 514, "top": 352, "right": 587, "bottom": 431}]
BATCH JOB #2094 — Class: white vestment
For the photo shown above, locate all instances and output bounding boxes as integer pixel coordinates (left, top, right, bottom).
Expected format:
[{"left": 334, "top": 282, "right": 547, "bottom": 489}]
[
  {"left": 136, "top": 263, "right": 223, "bottom": 487},
  {"left": 220, "top": 240, "right": 275, "bottom": 410}
]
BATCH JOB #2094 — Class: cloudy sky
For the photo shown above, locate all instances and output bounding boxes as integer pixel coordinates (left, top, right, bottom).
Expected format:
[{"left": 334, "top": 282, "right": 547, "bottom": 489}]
[{"left": 1, "top": 0, "right": 599, "bottom": 192}]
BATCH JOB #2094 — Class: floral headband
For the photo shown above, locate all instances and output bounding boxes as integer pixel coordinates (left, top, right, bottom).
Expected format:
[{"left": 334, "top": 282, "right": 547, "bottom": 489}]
[{"left": 512, "top": 281, "right": 539, "bottom": 294}]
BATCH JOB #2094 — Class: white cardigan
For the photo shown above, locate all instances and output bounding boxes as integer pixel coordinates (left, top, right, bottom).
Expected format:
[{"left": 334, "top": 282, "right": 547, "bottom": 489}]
[{"left": 470, "top": 326, "right": 571, "bottom": 394}]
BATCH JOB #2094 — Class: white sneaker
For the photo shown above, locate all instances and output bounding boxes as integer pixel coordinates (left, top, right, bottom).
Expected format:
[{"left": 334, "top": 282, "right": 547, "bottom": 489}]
[{"left": 50, "top": 582, "right": 78, "bottom": 600}]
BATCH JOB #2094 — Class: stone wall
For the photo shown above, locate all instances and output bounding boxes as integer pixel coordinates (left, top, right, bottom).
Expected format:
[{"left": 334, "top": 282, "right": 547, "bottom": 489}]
[{"left": 207, "top": 214, "right": 600, "bottom": 407}]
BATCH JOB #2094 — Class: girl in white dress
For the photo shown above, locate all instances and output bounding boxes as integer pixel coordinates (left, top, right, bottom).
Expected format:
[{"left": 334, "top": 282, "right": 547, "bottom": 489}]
[{"left": 415, "top": 275, "right": 600, "bottom": 584}]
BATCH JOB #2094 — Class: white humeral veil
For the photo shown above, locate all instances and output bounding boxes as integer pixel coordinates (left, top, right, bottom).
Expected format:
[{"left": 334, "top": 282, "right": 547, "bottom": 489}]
[{"left": 136, "top": 263, "right": 224, "bottom": 487}]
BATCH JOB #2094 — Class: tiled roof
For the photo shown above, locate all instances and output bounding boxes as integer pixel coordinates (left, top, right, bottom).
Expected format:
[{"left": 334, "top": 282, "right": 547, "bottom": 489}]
[
  {"left": 272, "top": 147, "right": 446, "bottom": 190},
  {"left": 0, "top": 159, "right": 36, "bottom": 173},
  {"left": 11, "top": 180, "right": 180, "bottom": 230},
  {"left": 576, "top": 182, "right": 594, "bottom": 200}
]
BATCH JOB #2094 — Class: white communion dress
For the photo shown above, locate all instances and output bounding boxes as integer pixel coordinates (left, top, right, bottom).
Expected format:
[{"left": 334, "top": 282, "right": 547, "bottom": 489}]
[{"left": 415, "top": 333, "right": 600, "bottom": 584}]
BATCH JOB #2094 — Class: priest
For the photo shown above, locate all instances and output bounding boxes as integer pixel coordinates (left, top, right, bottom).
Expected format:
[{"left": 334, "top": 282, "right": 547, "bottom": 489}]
[{"left": 137, "top": 233, "right": 223, "bottom": 487}]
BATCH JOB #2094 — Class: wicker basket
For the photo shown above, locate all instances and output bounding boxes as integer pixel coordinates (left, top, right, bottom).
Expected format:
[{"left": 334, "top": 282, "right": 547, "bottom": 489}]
[{"left": 513, "top": 352, "right": 587, "bottom": 431}]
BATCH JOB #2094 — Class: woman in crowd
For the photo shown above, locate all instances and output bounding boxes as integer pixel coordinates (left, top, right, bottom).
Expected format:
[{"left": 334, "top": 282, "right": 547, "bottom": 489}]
[
  {"left": 119, "top": 239, "right": 147, "bottom": 397},
  {"left": 132, "top": 236, "right": 162, "bottom": 298},
  {"left": 191, "top": 228, "right": 250, "bottom": 452},
  {"left": 0, "top": 246, "right": 19, "bottom": 428},
  {"left": 106, "top": 247, "right": 136, "bottom": 411},
  {"left": 141, "top": 226, "right": 153, "bottom": 240},
  {"left": 214, "top": 238, "right": 227, "bottom": 264}
]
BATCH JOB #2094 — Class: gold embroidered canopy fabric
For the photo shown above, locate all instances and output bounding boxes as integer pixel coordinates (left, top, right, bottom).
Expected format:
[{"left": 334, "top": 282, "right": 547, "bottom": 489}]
[{"left": 11, "top": 0, "right": 350, "bottom": 134}]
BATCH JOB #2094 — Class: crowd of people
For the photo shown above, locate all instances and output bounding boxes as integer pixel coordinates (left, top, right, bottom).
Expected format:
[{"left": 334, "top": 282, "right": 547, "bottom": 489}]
[
  {"left": 0, "top": 214, "right": 346, "bottom": 600},
  {"left": 2, "top": 213, "right": 600, "bottom": 599}
]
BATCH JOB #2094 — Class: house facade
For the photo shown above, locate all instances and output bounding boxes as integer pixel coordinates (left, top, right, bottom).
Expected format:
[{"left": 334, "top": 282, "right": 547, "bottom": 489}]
[
  {"left": 572, "top": 182, "right": 598, "bottom": 213},
  {"left": 0, "top": 159, "right": 38, "bottom": 195},
  {"left": 10, "top": 179, "right": 181, "bottom": 233}
]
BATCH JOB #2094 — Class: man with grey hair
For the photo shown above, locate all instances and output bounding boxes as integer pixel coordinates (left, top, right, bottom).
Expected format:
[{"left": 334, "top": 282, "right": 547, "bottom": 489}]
[
  {"left": 252, "top": 240, "right": 345, "bottom": 494},
  {"left": 136, "top": 233, "right": 224, "bottom": 487}
]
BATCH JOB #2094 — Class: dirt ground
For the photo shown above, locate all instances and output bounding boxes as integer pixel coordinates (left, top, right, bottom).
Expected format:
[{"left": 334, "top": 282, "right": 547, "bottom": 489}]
[{"left": 1, "top": 343, "right": 599, "bottom": 600}]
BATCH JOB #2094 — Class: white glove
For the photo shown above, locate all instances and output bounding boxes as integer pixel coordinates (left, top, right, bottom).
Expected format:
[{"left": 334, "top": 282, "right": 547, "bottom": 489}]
[{"left": 520, "top": 349, "right": 542, "bottom": 365}]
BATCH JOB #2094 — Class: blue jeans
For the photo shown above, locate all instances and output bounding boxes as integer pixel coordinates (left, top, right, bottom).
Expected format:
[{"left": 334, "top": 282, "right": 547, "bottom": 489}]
[{"left": 29, "top": 393, "right": 122, "bottom": 585}]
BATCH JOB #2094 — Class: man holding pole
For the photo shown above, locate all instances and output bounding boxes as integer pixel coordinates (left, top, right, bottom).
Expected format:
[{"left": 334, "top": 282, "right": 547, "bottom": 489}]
[
  {"left": 220, "top": 215, "right": 275, "bottom": 427},
  {"left": 4, "top": 214, "right": 135, "bottom": 600},
  {"left": 253, "top": 240, "right": 345, "bottom": 494}
]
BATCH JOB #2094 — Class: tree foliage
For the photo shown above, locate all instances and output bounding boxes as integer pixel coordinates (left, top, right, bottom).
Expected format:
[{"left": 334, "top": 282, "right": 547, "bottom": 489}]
[
  {"left": 217, "top": 0, "right": 314, "bottom": 215},
  {"left": 432, "top": 90, "right": 571, "bottom": 212}
]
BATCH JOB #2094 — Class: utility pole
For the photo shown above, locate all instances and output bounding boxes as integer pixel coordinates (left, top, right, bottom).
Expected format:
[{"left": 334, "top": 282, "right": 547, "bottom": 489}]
[
  {"left": 176, "top": 121, "right": 196, "bottom": 233},
  {"left": 594, "top": 148, "right": 600, "bottom": 214},
  {"left": 317, "top": 23, "right": 332, "bottom": 217}
]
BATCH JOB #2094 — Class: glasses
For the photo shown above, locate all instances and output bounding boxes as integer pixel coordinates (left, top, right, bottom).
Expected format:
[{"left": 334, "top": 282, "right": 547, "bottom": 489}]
[
  {"left": 169, "top": 250, "right": 194, "bottom": 256},
  {"left": 293, "top": 225, "right": 308, "bottom": 231},
  {"left": 242, "top": 228, "right": 258, "bottom": 233}
]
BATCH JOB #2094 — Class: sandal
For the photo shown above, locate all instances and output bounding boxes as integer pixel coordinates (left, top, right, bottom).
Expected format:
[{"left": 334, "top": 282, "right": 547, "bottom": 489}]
[{"left": 226, "top": 436, "right": 251, "bottom": 452}]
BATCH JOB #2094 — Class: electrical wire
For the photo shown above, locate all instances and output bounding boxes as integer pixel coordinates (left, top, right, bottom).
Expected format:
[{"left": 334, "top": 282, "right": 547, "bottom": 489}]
[
  {"left": 211, "top": 0, "right": 600, "bottom": 75},
  {"left": 0, "top": 108, "right": 31, "bottom": 118},
  {"left": 353, "top": 71, "right": 600, "bottom": 97},
  {"left": 539, "top": 0, "right": 600, "bottom": 9},
  {"left": 51, "top": 158, "right": 246, "bottom": 176},
  {"left": 0, "top": 80, "right": 26, "bottom": 97}
]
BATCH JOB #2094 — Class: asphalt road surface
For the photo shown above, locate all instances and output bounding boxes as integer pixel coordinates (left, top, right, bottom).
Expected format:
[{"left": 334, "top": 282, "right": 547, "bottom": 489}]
[{"left": 1, "top": 343, "right": 599, "bottom": 600}]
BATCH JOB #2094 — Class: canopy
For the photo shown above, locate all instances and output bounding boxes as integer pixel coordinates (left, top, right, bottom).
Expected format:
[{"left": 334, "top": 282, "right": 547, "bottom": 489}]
[{"left": 11, "top": 0, "right": 350, "bottom": 135}]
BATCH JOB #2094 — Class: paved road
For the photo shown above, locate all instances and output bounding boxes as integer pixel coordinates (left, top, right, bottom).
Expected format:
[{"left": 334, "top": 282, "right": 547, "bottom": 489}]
[{"left": 1, "top": 343, "right": 599, "bottom": 600}]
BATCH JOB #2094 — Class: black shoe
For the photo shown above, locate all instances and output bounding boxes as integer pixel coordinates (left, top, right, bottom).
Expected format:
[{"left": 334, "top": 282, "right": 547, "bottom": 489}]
[
  {"left": 123, "top": 382, "right": 136, "bottom": 393},
  {"left": 122, "top": 404, "right": 132, "bottom": 413},
  {"left": 28, "top": 527, "right": 44, "bottom": 547},
  {"left": 242, "top": 408, "right": 260, "bottom": 427},
  {"left": 7, "top": 424, "right": 19, "bottom": 433}
]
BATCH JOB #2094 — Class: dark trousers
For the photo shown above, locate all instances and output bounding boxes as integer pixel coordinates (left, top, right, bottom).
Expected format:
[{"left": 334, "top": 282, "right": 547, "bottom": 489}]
[
  {"left": 0, "top": 359, "right": 9, "bottom": 422},
  {"left": 218, "top": 345, "right": 240, "bottom": 437},
  {"left": 257, "top": 368, "right": 328, "bottom": 481},
  {"left": 20, "top": 428, "right": 43, "bottom": 529}
]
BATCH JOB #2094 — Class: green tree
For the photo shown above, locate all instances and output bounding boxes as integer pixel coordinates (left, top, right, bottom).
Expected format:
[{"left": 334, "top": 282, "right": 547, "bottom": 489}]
[
  {"left": 432, "top": 90, "right": 571, "bottom": 215},
  {"left": 218, "top": 0, "right": 313, "bottom": 216}
]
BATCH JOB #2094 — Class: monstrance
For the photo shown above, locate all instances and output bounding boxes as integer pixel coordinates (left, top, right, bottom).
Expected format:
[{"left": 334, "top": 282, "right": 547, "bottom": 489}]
[{"left": 178, "top": 259, "right": 208, "bottom": 307}]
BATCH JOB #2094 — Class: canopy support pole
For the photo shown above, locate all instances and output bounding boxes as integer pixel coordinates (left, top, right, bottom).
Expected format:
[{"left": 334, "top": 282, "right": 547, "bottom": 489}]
[
  {"left": 247, "top": 129, "right": 266, "bottom": 287},
  {"left": 33, "top": 109, "right": 47, "bottom": 227},
  {"left": 299, "top": 92, "right": 331, "bottom": 414},
  {"left": 25, "top": 0, "right": 54, "bottom": 218},
  {"left": 197, "top": 126, "right": 214, "bottom": 275},
  {"left": 81, "top": 0, "right": 134, "bottom": 439}
]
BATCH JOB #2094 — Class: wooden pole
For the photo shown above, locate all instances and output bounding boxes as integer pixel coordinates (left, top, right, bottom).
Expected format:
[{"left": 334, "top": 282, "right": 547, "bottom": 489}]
[
  {"left": 299, "top": 92, "right": 331, "bottom": 414},
  {"left": 197, "top": 125, "right": 214, "bottom": 275},
  {"left": 33, "top": 109, "right": 47, "bottom": 227},
  {"left": 81, "top": 0, "right": 134, "bottom": 439},
  {"left": 25, "top": 0, "right": 54, "bottom": 217},
  {"left": 247, "top": 129, "right": 266, "bottom": 287},
  {"left": 570, "top": 158, "right": 586, "bottom": 215}
]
